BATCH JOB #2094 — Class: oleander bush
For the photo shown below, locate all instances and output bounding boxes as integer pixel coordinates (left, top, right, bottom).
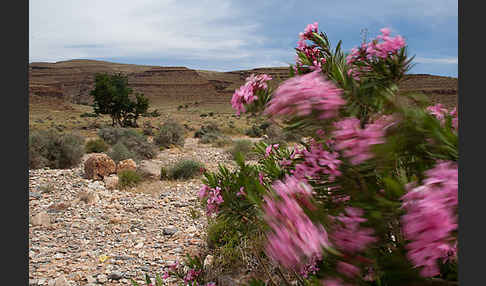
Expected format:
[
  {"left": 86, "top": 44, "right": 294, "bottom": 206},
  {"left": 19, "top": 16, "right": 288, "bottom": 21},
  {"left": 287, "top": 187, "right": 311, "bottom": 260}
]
[{"left": 197, "top": 24, "right": 458, "bottom": 286}]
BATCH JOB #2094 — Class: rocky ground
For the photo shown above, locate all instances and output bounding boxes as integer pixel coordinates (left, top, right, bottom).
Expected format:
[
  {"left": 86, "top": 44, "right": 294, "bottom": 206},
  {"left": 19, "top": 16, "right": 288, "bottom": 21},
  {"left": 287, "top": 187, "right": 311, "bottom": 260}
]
[{"left": 28, "top": 137, "right": 256, "bottom": 286}]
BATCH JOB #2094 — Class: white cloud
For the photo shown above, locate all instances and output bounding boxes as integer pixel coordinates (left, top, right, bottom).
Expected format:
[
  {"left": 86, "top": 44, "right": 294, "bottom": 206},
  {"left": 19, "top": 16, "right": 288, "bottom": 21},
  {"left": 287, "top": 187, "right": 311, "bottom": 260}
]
[
  {"left": 29, "top": 0, "right": 279, "bottom": 64},
  {"left": 414, "top": 57, "right": 458, "bottom": 64}
]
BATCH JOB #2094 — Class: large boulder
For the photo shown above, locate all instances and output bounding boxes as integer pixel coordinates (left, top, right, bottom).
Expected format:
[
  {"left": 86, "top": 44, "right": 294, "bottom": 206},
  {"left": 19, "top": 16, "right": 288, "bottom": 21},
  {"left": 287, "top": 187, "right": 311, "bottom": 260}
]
[
  {"left": 84, "top": 154, "right": 116, "bottom": 180},
  {"left": 117, "top": 159, "right": 137, "bottom": 173}
]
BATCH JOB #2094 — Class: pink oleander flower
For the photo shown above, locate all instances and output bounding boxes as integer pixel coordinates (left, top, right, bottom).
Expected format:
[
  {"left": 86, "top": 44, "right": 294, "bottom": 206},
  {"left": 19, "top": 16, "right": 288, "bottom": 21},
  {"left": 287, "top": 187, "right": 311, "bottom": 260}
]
[
  {"left": 330, "top": 207, "right": 377, "bottom": 254},
  {"left": 162, "top": 271, "right": 169, "bottom": 279},
  {"left": 184, "top": 268, "right": 201, "bottom": 283},
  {"left": 300, "top": 255, "right": 321, "bottom": 278},
  {"left": 346, "top": 28, "right": 406, "bottom": 80},
  {"left": 321, "top": 277, "right": 355, "bottom": 286},
  {"left": 265, "top": 143, "right": 280, "bottom": 157},
  {"left": 231, "top": 73, "right": 272, "bottom": 115},
  {"left": 336, "top": 261, "right": 361, "bottom": 278},
  {"left": 206, "top": 186, "right": 224, "bottom": 215},
  {"left": 258, "top": 172, "right": 265, "bottom": 185},
  {"left": 450, "top": 107, "right": 458, "bottom": 130},
  {"left": 401, "top": 161, "right": 458, "bottom": 277},
  {"left": 273, "top": 175, "right": 314, "bottom": 199},
  {"left": 299, "top": 22, "right": 319, "bottom": 40},
  {"left": 198, "top": 184, "right": 210, "bottom": 199},
  {"left": 292, "top": 140, "right": 342, "bottom": 181},
  {"left": 333, "top": 116, "right": 388, "bottom": 165},
  {"left": 264, "top": 184, "right": 331, "bottom": 271},
  {"left": 265, "top": 70, "right": 346, "bottom": 120},
  {"left": 169, "top": 260, "right": 179, "bottom": 271},
  {"left": 236, "top": 186, "right": 246, "bottom": 197}
]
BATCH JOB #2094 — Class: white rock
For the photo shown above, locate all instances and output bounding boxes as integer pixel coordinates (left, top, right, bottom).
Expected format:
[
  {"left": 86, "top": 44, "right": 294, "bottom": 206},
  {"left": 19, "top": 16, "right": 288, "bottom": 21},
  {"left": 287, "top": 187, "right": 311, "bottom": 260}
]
[{"left": 31, "top": 211, "right": 51, "bottom": 227}]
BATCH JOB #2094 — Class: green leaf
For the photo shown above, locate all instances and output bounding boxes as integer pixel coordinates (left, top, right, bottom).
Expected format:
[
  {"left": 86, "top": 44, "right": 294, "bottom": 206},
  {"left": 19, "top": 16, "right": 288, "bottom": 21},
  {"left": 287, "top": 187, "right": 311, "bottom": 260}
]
[
  {"left": 130, "top": 278, "right": 140, "bottom": 286},
  {"left": 145, "top": 274, "right": 151, "bottom": 285}
]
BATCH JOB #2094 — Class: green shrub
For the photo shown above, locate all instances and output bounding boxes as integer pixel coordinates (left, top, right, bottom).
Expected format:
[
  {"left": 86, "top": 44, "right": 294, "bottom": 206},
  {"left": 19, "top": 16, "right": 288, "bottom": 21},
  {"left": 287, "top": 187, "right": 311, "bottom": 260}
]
[
  {"left": 245, "top": 125, "right": 264, "bottom": 138},
  {"left": 155, "top": 120, "right": 185, "bottom": 149},
  {"left": 210, "top": 136, "right": 233, "bottom": 147},
  {"left": 263, "top": 124, "right": 302, "bottom": 146},
  {"left": 99, "top": 127, "right": 156, "bottom": 161},
  {"left": 117, "top": 169, "right": 142, "bottom": 189},
  {"left": 29, "top": 130, "right": 85, "bottom": 169},
  {"left": 142, "top": 109, "right": 161, "bottom": 117},
  {"left": 85, "top": 138, "right": 109, "bottom": 153},
  {"left": 108, "top": 142, "right": 135, "bottom": 163},
  {"left": 194, "top": 122, "right": 220, "bottom": 138},
  {"left": 168, "top": 159, "right": 205, "bottom": 180},
  {"left": 160, "top": 166, "right": 168, "bottom": 180},
  {"left": 228, "top": 140, "right": 256, "bottom": 160},
  {"left": 80, "top": 112, "right": 98, "bottom": 118}
]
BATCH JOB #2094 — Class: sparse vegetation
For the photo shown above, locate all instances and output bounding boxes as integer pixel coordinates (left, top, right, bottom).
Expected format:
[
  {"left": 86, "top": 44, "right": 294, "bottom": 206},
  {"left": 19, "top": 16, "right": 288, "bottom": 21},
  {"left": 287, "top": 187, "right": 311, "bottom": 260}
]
[
  {"left": 117, "top": 169, "right": 142, "bottom": 189},
  {"left": 29, "top": 130, "right": 85, "bottom": 169},
  {"left": 227, "top": 139, "right": 256, "bottom": 160},
  {"left": 245, "top": 124, "right": 264, "bottom": 138},
  {"left": 99, "top": 127, "right": 156, "bottom": 161},
  {"left": 167, "top": 159, "right": 205, "bottom": 180},
  {"left": 85, "top": 138, "right": 109, "bottom": 153},
  {"left": 108, "top": 142, "right": 135, "bottom": 163},
  {"left": 155, "top": 119, "right": 185, "bottom": 149}
]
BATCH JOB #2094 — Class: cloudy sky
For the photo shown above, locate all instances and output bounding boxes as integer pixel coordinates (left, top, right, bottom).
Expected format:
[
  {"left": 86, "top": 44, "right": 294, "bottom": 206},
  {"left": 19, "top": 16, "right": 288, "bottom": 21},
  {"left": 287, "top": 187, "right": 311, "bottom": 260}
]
[{"left": 29, "top": 0, "right": 458, "bottom": 77}]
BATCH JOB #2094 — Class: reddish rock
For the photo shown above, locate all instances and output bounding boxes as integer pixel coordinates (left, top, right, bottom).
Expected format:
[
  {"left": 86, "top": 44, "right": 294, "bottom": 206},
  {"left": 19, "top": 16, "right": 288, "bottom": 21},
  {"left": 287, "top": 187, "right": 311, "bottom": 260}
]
[{"left": 84, "top": 154, "right": 116, "bottom": 180}]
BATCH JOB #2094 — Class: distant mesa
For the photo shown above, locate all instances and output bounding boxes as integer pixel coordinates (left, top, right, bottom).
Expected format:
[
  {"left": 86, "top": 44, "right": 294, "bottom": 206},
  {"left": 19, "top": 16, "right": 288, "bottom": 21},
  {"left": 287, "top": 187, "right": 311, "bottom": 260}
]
[{"left": 29, "top": 59, "right": 457, "bottom": 108}]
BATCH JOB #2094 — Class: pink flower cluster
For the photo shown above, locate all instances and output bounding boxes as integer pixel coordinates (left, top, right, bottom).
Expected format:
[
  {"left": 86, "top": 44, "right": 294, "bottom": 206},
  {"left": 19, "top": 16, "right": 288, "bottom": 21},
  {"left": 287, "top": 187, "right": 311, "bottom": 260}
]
[
  {"left": 321, "top": 277, "right": 355, "bottom": 286},
  {"left": 231, "top": 73, "right": 272, "bottom": 115},
  {"left": 330, "top": 207, "right": 377, "bottom": 254},
  {"left": 292, "top": 140, "right": 342, "bottom": 181},
  {"left": 264, "top": 177, "right": 331, "bottom": 271},
  {"left": 346, "top": 28, "right": 406, "bottom": 80},
  {"left": 426, "top": 104, "right": 458, "bottom": 130},
  {"left": 184, "top": 268, "right": 202, "bottom": 283},
  {"left": 265, "top": 143, "right": 279, "bottom": 157},
  {"left": 198, "top": 184, "right": 224, "bottom": 215},
  {"left": 265, "top": 71, "right": 346, "bottom": 120},
  {"left": 346, "top": 28, "right": 406, "bottom": 65},
  {"left": 401, "top": 161, "right": 458, "bottom": 277},
  {"left": 299, "top": 22, "right": 319, "bottom": 41},
  {"left": 332, "top": 117, "right": 388, "bottom": 165},
  {"left": 300, "top": 255, "right": 321, "bottom": 278}
]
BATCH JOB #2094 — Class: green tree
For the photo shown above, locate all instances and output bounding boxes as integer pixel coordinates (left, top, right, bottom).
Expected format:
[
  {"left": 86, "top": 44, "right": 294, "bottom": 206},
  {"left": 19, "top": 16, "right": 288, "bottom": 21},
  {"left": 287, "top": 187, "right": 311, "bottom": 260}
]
[{"left": 90, "top": 73, "right": 149, "bottom": 127}]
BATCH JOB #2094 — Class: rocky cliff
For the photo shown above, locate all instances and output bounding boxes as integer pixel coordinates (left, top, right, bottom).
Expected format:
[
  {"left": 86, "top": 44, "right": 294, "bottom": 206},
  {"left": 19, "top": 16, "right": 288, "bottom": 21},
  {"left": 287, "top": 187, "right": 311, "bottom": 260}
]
[{"left": 29, "top": 59, "right": 457, "bottom": 108}]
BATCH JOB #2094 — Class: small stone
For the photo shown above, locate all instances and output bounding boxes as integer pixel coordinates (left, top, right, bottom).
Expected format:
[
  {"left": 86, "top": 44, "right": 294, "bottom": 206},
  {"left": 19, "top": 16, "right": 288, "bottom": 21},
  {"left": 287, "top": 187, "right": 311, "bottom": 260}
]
[
  {"left": 53, "top": 275, "right": 69, "bottom": 286},
  {"left": 78, "top": 190, "right": 99, "bottom": 205},
  {"left": 97, "top": 274, "right": 108, "bottom": 283},
  {"left": 108, "top": 271, "right": 123, "bottom": 280},
  {"left": 104, "top": 175, "right": 119, "bottom": 190},
  {"left": 203, "top": 255, "right": 214, "bottom": 270},
  {"left": 30, "top": 192, "right": 42, "bottom": 199},
  {"left": 31, "top": 211, "right": 51, "bottom": 227},
  {"left": 163, "top": 226, "right": 178, "bottom": 235},
  {"left": 37, "top": 278, "right": 46, "bottom": 285},
  {"left": 86, "top": 276, "right": 96, "bottom": 284}
]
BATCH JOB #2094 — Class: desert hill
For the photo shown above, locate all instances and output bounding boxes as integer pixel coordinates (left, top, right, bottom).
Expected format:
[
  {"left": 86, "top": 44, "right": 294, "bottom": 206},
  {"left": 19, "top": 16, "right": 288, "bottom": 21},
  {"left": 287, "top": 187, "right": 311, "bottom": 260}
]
[{"left": 29, "top": 59, "right": 457, "bottom": 108}]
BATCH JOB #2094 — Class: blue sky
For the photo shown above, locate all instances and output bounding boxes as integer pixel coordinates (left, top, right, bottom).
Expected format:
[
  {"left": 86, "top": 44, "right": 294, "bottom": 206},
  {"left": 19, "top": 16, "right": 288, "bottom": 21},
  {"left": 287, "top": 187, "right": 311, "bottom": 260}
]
[{"left": 29, "top": 0, "right": 457, "bottom": 77}]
